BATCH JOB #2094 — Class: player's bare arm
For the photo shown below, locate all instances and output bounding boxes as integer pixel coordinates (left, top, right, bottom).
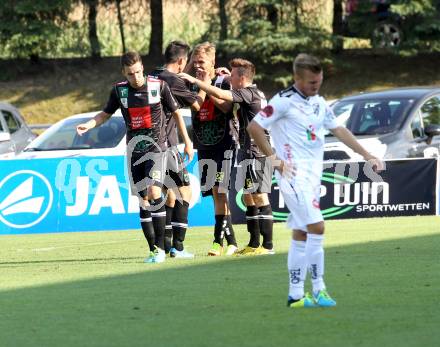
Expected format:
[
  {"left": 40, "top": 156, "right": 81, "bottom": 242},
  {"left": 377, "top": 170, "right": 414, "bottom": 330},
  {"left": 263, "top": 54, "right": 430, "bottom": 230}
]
[
  {"left": 172, "top": 109, "right": 194, "bottom": 161},
  {"left": 331, "top": 126, "right": 384, "bottom": 171},
  {"left": 247, "top": 120, "right": 295, "bottom": 179},
  {"left": 179, "top": 72, "right": 233, "bottom": 102},
  {"left": 76, "top": 111, "right": 111, "bottom": 135}
]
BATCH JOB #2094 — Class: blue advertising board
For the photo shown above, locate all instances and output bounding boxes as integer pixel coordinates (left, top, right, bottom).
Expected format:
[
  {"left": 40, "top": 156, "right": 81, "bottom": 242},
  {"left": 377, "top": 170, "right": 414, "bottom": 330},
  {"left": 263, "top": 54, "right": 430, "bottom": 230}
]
[
  {"left": 0, "top": 154, "right": 214, "bottom": 235},
  {"left": 0, "top": 156, "right": 438, "bottom": 235}
]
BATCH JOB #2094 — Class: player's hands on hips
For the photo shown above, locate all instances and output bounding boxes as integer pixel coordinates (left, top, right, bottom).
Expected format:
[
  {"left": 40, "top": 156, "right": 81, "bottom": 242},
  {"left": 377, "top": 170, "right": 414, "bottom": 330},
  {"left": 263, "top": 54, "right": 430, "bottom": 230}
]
[
  {"left": 364, "top": 154, "right": 384, "bottom": 172},
  {"left": 178, "top": 72, "right": 196, "bottom": 84}
]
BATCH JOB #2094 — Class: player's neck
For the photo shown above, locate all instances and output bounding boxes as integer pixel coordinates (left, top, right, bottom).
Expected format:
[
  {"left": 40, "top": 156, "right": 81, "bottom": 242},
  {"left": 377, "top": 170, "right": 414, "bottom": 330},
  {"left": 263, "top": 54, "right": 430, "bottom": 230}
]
[
  {"left": 164, "top": 63, "right": 180, "bottom": 74},
  {"left": 293, "top": 84, "right": 309, "bottom": 99}
]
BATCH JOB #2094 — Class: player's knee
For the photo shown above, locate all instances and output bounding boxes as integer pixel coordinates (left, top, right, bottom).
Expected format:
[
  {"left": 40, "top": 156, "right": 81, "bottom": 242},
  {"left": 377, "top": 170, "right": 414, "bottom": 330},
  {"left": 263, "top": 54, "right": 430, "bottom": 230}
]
[
  {"left": 307, "top": 222, "right": 325, "bottom": 235},
  {"left": 293, "top": 230, "right": 307, "bottom": 241},
  {"left": 243, "top": 193, "right": 255, "bottom": 206},
  {"left": 252, "top": 193, "right": 269, "bottom": 207},
  {"left": 178, "top": 186, "right": 192, "bottom": 202}
]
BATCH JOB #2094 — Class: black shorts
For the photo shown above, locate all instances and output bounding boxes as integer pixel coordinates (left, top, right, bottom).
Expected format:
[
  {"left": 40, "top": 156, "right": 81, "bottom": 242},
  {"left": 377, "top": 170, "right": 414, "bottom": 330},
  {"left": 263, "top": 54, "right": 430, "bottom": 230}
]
[
  {"left": 128, "top": 151, "right": 166, "bottom": 198},
  {"left": 198, "top": 147, "right": 236, "bottom": 197},
  {"left": 164, "top": 146, "right": 190, "bottom": 189},
  {"left": 236, "top": 150, "right": 273, "bottom": 194}
]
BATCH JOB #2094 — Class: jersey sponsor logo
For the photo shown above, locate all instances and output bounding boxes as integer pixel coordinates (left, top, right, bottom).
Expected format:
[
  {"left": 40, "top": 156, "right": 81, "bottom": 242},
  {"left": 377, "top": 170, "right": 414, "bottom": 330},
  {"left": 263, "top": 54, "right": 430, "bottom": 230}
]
[
  {"left": 0, "top": 170, "right": 53, "bottom": 228},
  {"left": 283, "top": 143, "right": 293, "bottom": 164},
  {"left": 198, "top": 99, "right": 216, "bottom": 122},
  {"left": 260, "top": 105, "right": 274, "bottom": 118},
  {"left": 128, "top": 106, "right": 152, "bottom": 129},
  {"left": 118, "top": 87, "right": 129, "bottom": 98},
  {"left": 306, "top": 125, "right": 317, "bottom": 141}
]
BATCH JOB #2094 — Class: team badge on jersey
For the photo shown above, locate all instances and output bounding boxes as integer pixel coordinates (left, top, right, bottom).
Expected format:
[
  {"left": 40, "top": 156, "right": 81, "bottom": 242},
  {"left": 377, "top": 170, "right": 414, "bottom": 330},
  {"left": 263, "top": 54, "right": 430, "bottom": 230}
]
[
  {"left": 147, "top": 77, "right": 161, "bottom": 104},
  {"left": 260, "top": 105, "right": 274, "bottom": 118},
  {"left": 313, "top": 103, "right": 320, "bottom": 116}
]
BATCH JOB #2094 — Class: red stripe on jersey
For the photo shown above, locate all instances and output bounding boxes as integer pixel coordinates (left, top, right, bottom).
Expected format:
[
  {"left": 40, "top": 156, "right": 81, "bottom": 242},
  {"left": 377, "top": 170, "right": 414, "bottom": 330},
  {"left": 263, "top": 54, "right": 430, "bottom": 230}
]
[
  {"left": 128, "top": 106, "right": 152, "bottom": 129},
  {"left": 198, "top": 99, "right": 216, "bottom": 122}
]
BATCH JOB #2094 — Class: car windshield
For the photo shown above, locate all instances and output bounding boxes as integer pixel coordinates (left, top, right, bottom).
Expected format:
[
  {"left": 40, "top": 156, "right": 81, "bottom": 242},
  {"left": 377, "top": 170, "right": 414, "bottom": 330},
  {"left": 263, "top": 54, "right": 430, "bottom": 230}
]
[
  {"left": 25, "top": 117, "right": 125, "bottom": 151},
  {"left": 330, "top": 97, "right": 414, "bottom": 136}
]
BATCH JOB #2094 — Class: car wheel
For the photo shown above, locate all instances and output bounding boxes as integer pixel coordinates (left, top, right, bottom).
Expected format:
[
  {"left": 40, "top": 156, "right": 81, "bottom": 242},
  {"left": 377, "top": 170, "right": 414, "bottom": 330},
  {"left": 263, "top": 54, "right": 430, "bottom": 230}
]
[{"left": 371, "top": 22, "right": 402, "bottom": 48}]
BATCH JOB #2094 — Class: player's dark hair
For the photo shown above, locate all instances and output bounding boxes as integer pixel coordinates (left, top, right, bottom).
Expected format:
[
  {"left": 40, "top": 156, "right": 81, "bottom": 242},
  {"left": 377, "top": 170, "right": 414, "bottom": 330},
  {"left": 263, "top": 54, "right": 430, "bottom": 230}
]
[
  {"left": 293, "top": 53, "right": 322, "bottom": 76},
  {"left": 120, "top": 51, "right": 142, "bottom": 68},
  {"left": 164, "top": 40, "right": 190, "bottom": 64},
  {"left": 229, "top": 58, "right": 255, "bottom": 82}
]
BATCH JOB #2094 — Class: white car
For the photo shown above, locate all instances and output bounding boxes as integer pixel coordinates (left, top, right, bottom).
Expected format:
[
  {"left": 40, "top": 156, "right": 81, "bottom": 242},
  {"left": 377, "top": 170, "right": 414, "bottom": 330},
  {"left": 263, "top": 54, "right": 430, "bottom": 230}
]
[
  {"left": 0, "top": 102, "right": 37, "bottom": 159},
  {"left": 16, "top": 109, "right": 193, "bottom": 159}
]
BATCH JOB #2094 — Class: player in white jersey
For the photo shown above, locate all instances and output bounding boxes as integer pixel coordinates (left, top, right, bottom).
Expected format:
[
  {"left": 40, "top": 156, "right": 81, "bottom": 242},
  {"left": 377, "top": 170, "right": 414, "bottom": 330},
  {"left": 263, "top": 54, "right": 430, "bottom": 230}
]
[{"left": 247, "top": 53, "right": 383, "bottom": 308}]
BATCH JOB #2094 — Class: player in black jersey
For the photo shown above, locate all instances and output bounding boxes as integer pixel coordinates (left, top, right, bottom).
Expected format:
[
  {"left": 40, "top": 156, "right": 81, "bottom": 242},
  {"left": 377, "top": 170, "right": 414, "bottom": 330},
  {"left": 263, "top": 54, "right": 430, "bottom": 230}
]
[
  {"left": 150, "top": 40, "right": 205, "bottom": 259},
  {"left": 180, "top": 58, "right": 275, "bottom": 255},
  {"left": 76, "top": 51, "right": 193, "bottom": 264},
  {"left": 185, "top": 42, "right": 239, "bottom": 256}
]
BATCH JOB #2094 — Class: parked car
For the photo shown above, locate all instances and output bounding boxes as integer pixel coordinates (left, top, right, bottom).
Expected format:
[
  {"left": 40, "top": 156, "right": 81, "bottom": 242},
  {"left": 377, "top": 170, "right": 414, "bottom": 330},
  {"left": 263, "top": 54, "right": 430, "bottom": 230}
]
[
  {"left": 325, "top": 87, "right": 440, "bottom": 160},
  {"left": 0, "top": 102, "right": 37, "bottom": 159},
  {"left": 16, "top": 109, "right": 193, "bottom": 159},
  {"left": 343, "top": 0, "right": 403, "bottom": 48}
]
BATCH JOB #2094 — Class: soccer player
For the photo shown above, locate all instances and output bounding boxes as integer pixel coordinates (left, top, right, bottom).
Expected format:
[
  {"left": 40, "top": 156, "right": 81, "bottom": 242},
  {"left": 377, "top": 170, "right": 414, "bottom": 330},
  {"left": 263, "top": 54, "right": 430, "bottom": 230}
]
[
  {"left": 150, "top": 40, "right": 204, "bottom": 259},
  {"left": 179, "top": 58, "right": 275, "bottom": 255},
  {"left": 77, "top": 51, "right": 193, "bottom": 264},
  {"left": 186, "top": 42, "right": 239, "bottom": 256},
  {"left": 247, "top": 53, "right": 383, "bottom": 307}
]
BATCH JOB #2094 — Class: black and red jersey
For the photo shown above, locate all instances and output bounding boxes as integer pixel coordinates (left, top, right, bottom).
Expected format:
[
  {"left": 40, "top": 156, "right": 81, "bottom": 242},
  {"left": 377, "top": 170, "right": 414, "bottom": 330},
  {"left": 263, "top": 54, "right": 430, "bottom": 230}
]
[
  {"left": 231, "top": 85, "right": 269, "bottom": 157},
  {"left": 150, "top": 67, "right": 197, "bottom": 147},
  {"left": 103, "top": 76, "right": 178, "bottom": 153},
  {"left": 192, "top": 75, "right": 238, "bottom": 151}
]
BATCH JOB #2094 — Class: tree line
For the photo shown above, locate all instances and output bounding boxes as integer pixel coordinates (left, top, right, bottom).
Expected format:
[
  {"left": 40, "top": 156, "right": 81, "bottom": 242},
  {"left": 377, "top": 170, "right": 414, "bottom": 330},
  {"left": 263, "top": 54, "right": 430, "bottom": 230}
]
[{"left": 1, "top": 0, "right": 440, "bottom": 63}]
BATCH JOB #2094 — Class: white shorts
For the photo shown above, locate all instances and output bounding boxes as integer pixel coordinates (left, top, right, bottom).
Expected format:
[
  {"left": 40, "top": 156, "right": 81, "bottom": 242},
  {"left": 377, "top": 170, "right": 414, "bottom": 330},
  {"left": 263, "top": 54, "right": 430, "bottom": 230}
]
[{"left": 278, "top": 177, "right": 323, "bottom": 231}]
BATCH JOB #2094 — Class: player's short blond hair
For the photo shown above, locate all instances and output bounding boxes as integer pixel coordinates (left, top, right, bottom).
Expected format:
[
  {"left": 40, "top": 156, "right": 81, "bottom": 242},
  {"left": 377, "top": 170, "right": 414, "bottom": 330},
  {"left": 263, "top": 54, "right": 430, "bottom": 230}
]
[
  {"left": 229, "top": 58, "right": 255, "bottom": 82},
  {"left": 191, "top": 42, "right": 216, "bottom": 60},
  {"left": 293, "top": 53, "right": 322, "bottom": 76}
]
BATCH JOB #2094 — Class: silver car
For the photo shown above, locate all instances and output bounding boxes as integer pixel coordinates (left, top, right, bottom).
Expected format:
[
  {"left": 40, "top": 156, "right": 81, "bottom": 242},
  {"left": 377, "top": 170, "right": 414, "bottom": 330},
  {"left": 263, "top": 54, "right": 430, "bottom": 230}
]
[{"left": 0, "top": 102, "right": 36, "bottom": 158}]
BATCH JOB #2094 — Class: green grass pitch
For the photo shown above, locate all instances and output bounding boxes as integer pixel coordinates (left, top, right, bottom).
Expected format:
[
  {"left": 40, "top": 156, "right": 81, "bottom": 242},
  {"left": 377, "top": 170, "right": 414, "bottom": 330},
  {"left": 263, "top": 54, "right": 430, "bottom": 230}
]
[{"left": 1, "top": 216, "right": 439, "bottom": 347}]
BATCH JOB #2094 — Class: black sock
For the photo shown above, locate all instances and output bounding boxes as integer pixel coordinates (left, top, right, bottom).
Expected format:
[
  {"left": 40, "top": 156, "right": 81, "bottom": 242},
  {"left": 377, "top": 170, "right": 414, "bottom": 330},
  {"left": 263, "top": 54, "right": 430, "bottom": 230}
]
[
  {"left": 140, "top": 206, "right": 155, "bottom": 252},
  {"left": 224, "top": 215, "right": 237, "bottom": 246},
  {"left": 150, "top": 198, "right": 166, "bottom": 251},
  {"left": 172, "top": 200, "right": 189, "bottom": 251},
  {"left": 164, "top": 205, "right": 173, "bottom": 253},
  {"left": 259, "top": 204, "right": 274, "bottom": 250},
  {"left": 246, "top": 205, "right": 260, "bottom": 248},
  {"left": 214, "top": 215, "right": 225, "bottom": 246}
]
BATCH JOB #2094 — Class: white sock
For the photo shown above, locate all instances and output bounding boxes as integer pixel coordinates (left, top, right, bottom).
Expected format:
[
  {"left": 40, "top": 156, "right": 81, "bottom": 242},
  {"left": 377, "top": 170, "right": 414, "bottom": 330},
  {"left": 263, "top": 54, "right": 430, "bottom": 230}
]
[
  {"left": 305, "top": 233, "right": 326, "bottom": 294},
  {"left": 287, "top": 239, "right": 307, "bottom": 300}
]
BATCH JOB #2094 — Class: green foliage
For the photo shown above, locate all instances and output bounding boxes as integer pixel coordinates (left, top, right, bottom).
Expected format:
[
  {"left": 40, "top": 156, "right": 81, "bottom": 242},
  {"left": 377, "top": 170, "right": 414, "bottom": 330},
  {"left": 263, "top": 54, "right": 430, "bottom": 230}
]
[
  {"left": 217, "top": 0, "right": 331, "bottom": 66},
  {"left": 391, "top": 0, "right": 440, "bottom": 52},
  {"left": 0, "top": 0, "right": 73, "bottom": 59}
]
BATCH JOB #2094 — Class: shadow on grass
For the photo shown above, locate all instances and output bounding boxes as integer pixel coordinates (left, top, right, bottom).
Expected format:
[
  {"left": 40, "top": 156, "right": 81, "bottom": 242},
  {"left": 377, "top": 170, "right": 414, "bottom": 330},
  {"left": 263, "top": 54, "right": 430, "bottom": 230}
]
[
  {"left": 0, "top": 233, "right": 439, "bottom": 347},
  {"left": 0, "top": 256, "right": 141, "bottom": 267}
]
